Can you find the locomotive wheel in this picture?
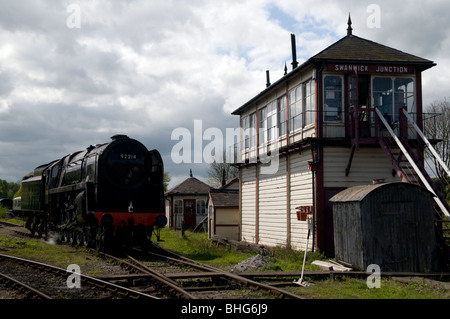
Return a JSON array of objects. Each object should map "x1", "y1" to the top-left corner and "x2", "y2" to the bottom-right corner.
[
  {"x1": 60, "y1": 230, "x2": 66, "y2": 242},
  {"x1": 95, "y1": 226, "x2": 113, "y2": 252},
  {"x1": 80, "y1": 228, "x2": 89, "y2": 247},
  {"x1": 68, "y1": 230, "x2": 75, "y2": 246},
  {"x1": 62, "y1": 230, "x2": 69, "y2": 243},
  {"x1": 95, "y1": 227, "x2": 104, "y2": 251},
  {"x1": 71, "y1": 231, "x2": 79, "y2": 246}
]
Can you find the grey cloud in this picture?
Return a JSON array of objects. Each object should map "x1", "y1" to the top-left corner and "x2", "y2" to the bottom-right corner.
[{"x1": 1, "y1": 0, "x2": 449, "y2": 189}]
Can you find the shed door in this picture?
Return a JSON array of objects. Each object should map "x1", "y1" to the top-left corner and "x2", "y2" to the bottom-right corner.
[{"x1": 184, "y1": 199, "x2": 196, "y2": 230}]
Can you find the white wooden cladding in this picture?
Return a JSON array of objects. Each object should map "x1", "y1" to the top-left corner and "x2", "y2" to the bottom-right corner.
[
  {"x1": 240, "y1": 152, "x2": 313, "y2": 250},
  {"x1": 240, "y1": 146, "x2": 402, "y2": 250},
  {"x1": 323, "y1": 147, "x2": 400, "y2": 188},
  {"x1": 241, "y1": 166, "x2": 257, "y2": 243}
]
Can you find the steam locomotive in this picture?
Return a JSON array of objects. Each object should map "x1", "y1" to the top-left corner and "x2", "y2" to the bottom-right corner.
[{"x1": 12, "y1": 135, "x2": 167, "y2": 250}]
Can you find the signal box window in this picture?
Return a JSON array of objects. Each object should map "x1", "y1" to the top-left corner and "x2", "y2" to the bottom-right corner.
[
  {"x1": 324, "y1": 75, "x2": 343, "y2": 122},
  {"x1": 373, "y1": 77, "x2": 415, "y2": 123}
]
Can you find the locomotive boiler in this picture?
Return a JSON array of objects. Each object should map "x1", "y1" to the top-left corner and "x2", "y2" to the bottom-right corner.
[{"x1": 14, "y1": 135, "x2": 167, "y2": 250}]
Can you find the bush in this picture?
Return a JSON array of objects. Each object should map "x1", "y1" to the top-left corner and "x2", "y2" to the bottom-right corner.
[{"x1": 0, "y1": 206, "x2": 8, "y2": 219}]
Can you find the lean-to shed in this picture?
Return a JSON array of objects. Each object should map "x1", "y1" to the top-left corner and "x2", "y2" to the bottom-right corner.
[{"x1": 330, "y1": 182, "x2": 438, "y2": 272}]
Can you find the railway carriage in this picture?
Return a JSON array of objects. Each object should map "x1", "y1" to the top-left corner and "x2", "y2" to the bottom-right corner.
[{"x1": 14, "y1": 135, "x2": 167, "y2": 250}]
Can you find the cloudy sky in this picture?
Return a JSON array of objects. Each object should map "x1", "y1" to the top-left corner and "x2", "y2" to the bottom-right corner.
[{"x1": 0, "y1": 0, "x2": 449, "y2": 189}]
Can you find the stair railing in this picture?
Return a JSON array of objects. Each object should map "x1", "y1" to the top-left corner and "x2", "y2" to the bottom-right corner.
[
  {"x1": 401, "y1": 108, "x2": 450, "y2": 178},
  {"x1": 375, "y1": 107, "x2": 450, "y2": 217}
]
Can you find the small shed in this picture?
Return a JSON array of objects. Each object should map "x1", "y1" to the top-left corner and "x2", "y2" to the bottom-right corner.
[
  {"x1": 330, "y1": 182, "x2": 438, "y2": 272},
  {"x1": 208, "y1": 188, "x2": 239, "y2": 241},
  {"x1": 165, "y1": 172, "x2": 211, "y2": 231}
]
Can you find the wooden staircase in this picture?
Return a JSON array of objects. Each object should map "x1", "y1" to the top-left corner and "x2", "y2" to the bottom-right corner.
[{"x1": 376, "y1": 107, "x2": 450, "y2": 269}]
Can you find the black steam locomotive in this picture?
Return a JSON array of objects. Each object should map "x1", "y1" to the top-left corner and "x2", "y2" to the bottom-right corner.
[{"x1": 13, "y1": 135, "x2": 167, "y2": 250}]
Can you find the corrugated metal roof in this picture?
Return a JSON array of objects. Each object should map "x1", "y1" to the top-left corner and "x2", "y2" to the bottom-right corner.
[{"x1": 329, "y1": 182, "x2": 433, "y2": 202}]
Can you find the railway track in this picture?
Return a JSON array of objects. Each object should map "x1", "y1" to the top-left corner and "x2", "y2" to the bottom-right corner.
[
  {"x1": 0, "y1": 253, "x2": 158, "y2": 299},
  {"x1": 5, "y1": 221, "x2": 448, "y2": 301},
  {"x1": 95, "y1": 245, "x2": 305, "y2": 300},
  {"x1": 0, "y1": 271, "x2": 52, "y2": 299},
  {"x1": 95, "y1": 245, "x2": 450, "y2": 299},
  {"x1": 93, "y1": 249, "x2": 195, "y2": 299}
]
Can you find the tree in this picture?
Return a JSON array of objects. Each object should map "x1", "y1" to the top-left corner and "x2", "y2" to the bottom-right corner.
[
  {"x1": 207, "y1": 159, "x2": 239, "y2": 188},
  {"x1": 424, "y1": 98, "x2": 450, "y2": 181},
  {"x1": 0, "y1": 179, "x2": 20, "y2": 199},
  {"x1": 424, "y1": 98, "x2": 450, "y2": 202},
  {"x1": 163, "y1": 172, "x2": 171, "y2": 192}
]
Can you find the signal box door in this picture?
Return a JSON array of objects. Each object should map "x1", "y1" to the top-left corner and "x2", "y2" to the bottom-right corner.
[{"x1": 183, "y1": 199, "x2": 196, "y2": 230}]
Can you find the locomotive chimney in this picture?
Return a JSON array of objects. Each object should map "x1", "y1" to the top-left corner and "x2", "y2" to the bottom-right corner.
[
  {"x1": 111, "y1": 134, "x2": 129, "y2": 140},
  {"x1": 291, "y1": 33, "x2": 298, "y2": 70},
  {"x1": 266, "y1": 70, "x2": 271, "y2": 87}
]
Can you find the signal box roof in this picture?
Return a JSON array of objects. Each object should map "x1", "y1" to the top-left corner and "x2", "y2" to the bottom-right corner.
[
  {"x1": 232, "y1": 31, "x2": 436, "y2": 116},
  {"x1": 311, "y1": 34, "x2": 435, "y2": 67}
]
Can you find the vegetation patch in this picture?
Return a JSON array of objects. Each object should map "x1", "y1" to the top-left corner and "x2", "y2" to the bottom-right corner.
[
  {"x1": 156, "y1": 228, "x2": 255, "y2": 270},
  {"x1": 285, "y1": 277, "x2": 449, "y2": 299},
  {"x1": 157, "y1": 228, "x2": 449, "y2": 299},
  {"x1": 0, "y1": 225, "x2": 448, "y2": 299}
]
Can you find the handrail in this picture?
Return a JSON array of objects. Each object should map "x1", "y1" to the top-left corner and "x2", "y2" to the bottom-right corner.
[
  {"x1": 375, "y1": 108, "x2": 450, "y2": 217},
  {"x1": 402, "y1": 108, "x2": 450, "y2": 178}
]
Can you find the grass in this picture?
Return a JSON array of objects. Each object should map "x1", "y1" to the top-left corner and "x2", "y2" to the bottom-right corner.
[
  {"x1": 155, "y1": 228, "x2": 255, "y2": 270},
  {"x1": 285, "y1": 277, "x2": 449, "y2": 299},
  {"x1": 0, "y1": 207, "x2": 24, "y2": 226},
  {"x1": 0, "y1": 234, "x2": 93, "y2": 270},
  {"x1": 0, "y1": 221, "x2": 448, "y2": 299},
  {"x1": 156, "y1": 228, "x2": 449, "y2": 299},
  {"x1": 156, "y1": 228, "x2": 325, "y2": 271}
]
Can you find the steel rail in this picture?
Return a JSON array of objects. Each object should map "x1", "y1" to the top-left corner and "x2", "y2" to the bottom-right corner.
[
  {"x1": 0, "y1": 272, "x2": 52, "y2": 299},
  {"x1": 93, "y1": 250, "x2": 195, "y2": 299},
  {"x1": 145, "y1": 247, "x2": 305, "y2": 299},
  {"x1": 0, "y1": 253, "x2": 158, "y2": 299},
  {"x1": 126, "y1": 255, "x2": 197, "y2": 299}
]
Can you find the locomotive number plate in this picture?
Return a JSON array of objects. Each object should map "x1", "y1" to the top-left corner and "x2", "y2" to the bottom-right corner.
[{"x1": 120, "y1": 153, "x2": 137, "y2": 160}]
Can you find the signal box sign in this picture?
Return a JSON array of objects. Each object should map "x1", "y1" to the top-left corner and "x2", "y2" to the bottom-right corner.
[{"x1": 327, "y1": 63, "x2": 415, "y2": 74}]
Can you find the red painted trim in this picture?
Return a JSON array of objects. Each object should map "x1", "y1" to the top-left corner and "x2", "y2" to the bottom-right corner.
[
  {"x1": 286, "y1": 83, "x2": 291, "y2": 247},
  {"x1": 255, "y1": 166, "x2": 259, "y2": 244},
  {"x1": 315, "y1": 74, "x2": 320, "y2": 138},
  {"x1": 314, "y1": 146, "x2": 325, "y2": 253},
  {"x1": 327, "y1": 63, "x2": 415, "y2": 75},
  {"x1": 169, "y1": 195, "x2": 174, "y2": 228},
  {"x1": 215, "y1": 224, "x2": 240, "y2": 227},
  {"x1": 238, "y1": 169, "x2": 242, "y2": 241},
  {"x1": 213, "y1": 206, "x2": 216, "y2": 235},
  {"x1": 94, "y1": 212, "x2": 165, "y2": 226},
  {"x1": 286, "y1": 153, "x2": 290, "y2": 246},
  {"x1": 416, "y1": 71, "x2": 423, "y2": 130}
]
